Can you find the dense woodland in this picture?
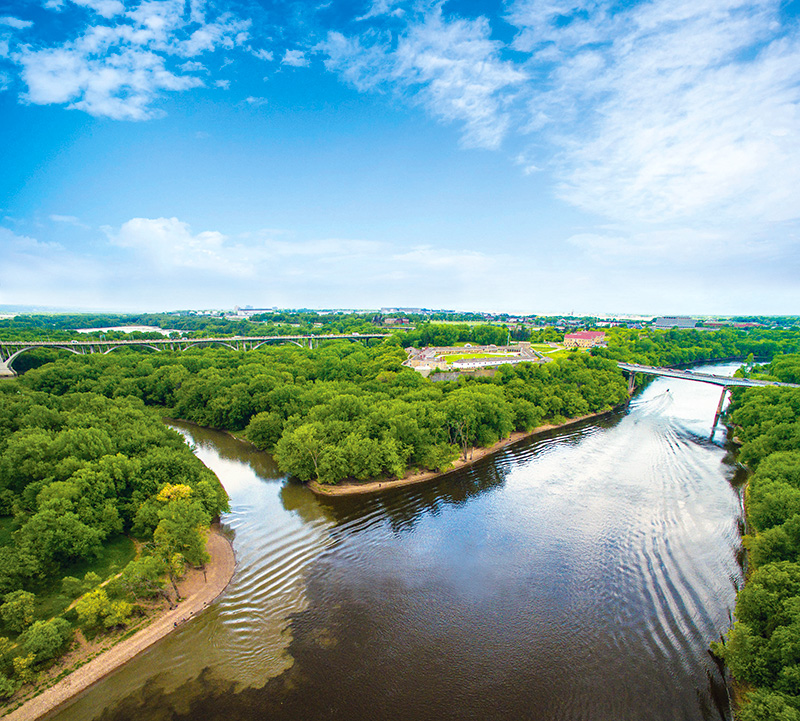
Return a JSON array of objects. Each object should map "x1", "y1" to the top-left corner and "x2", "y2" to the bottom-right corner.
[
  {"x1": 0, "y1": 387, "x2": 228, "y2": 698},
  {"x1": 712, "y1": 354, "x2": 800, "y2": 720},
  {"x1": 592, "y1": 327, "x2": 800, "y2": 367},
  {"x1": 18, "y1": 340, "x2": 629, "y2": 485}
]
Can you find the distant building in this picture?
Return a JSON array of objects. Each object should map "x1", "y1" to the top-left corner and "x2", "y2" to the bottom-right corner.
[
  {"x1": 705, "y1": 321, "x2": 763, "y2": 329},
  {"x1": 563, "y1": 331, "x2": 606, "y2": 348},
  {"x1": 233, "y1": 307, "x2": 277, "y2": 317},
  {"x1": 653, "y1": 316, "x2": 698, "y2": 329}
]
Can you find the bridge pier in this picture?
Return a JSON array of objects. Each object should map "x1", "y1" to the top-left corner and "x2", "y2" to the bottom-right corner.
[
  {"x1": 627, "y1": 371, "x2": 636, "y2": 395},
  {"x1": 0, "y1": 359, "x2": 16, "y2": 378},
  {"x1": 711, "y1": 386, "x2": 729, "y2": 431}
]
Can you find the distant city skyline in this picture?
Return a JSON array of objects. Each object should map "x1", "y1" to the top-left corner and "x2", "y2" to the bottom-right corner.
[{"x1": 1, "y1": 0, "x2": 799, "y2": 314}]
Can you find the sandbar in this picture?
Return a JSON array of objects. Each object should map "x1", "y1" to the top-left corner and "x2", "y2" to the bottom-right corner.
[{"x1": 5, "y1": 524, "x2": 235, "y2": 721}]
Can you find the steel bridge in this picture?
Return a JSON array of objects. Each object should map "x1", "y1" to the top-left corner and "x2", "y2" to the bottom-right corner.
[
  {"x1": 617, "y1": 362, "x2": 800, "y2": 428},
  {"x1": 0, "y1": 334, "x2": 392, "y2": 377}
]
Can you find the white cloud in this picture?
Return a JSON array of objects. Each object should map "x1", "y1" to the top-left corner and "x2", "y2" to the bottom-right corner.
[
  {"x1": 0, "y1": 227, "x2": 105, "y2": 307},
  {"x1": 215, "y1": 78, "x2": 229, "y2": 88},
  {"x1": 281, "y1": 49, "x2": 309, "y2": 67},
  {"x1": 12, "y1": 0, "x2": 250, "y2": 119},
  {"x1": 390, "y1": 245, "x2": 491, "y2": 274},
  {"x1": 356, "y1": 0, "x2": 405, "y2": 22},
  {"x1": 252, "y1": 48, "x2": 273, "y2": 62},
  {"x1": 509, "y1": 0, "x2": 800, "y2": 227},
  {"x1": 50, "y1": 214, "x2": 90, "y2": 228},
  {"x1": 245, "y1": 95, "x2": 267, "y2": 106},
  {"x1": 321, "y1": 8, "x2": 526, "y2": 149},
  {"x1": 0, "y1": 16, "x2": 33, "y2": 29},
  {"x1": 107, "y1": 217, "x2": 251, "y2": 275},
  {"x1": 180, "y1": 60, "x2": 205, "y2": 72},
  {"x1": 69, "y1": 0, "x2": 125, "y2": 19}
]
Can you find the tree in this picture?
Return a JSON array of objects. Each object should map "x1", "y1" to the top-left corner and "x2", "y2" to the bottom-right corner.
[
  {"x1": 0, "y1": 671, "x2": 18, "y2": 700},
  {"x1": 153, "y1": 485, "x2": 211, "y2": 569},
  {"x1": 1, "y1": 590, "x2": 35, "y2": 633},
  {"x1": 21, "y1": 618, "x2": 72, "y2": 663},
  {"x1": 274, "y1": 423, "x2": 326, "y2": 481},
  {"x1": 75, "y1": 588, "x2": 113, "y2": 629},
  {"x1": 120, "y1": 555, "x2": 166, "y2": 600}
]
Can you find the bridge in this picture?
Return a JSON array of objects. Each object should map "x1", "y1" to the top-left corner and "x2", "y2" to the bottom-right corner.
[
  {"x1": 618, "y1": 362, "x2": 800, "y2": 428},
  {"x1": 0, "y1": 334, "x2": 392, "y2": 377}
]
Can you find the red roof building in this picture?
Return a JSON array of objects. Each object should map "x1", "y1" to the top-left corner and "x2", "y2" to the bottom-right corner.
[{"x1": 563, "y1": 331, "x2": 606, "y2": 348}]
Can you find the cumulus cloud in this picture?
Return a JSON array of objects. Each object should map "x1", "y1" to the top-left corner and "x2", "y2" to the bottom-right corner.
[
  {"x1": 94, "y1": 217, "x2": 512, "y2": 308},
  {"x1": 0, "y1": 17, "x2": 33, "y2": 29},
  {"x1": 281, "y1": 49, "x2": 309, "y2": 67},
  {"x1": 251, "y1": 48, "x2": 273, "y2": 62},
  {"x1": 12, "y1": 0, "x2": 250, "y2": 119},
  {"x1": 69, "y1": 0, "x2": 125, "y2": 19},
  {"x1": 107, "y1": 217, "x2": 251, "y2": 275}
]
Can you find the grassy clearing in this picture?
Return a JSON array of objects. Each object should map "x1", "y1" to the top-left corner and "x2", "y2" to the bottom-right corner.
[
  {"x1": 0, "y1": 532, "x2": 138, "y2": 636},
  {"x1": 545, "y1": 348, "x2": 583, "y2": 359},
  {"x1": 445, "y1": 353, "x2": 517, "y2": 363}
]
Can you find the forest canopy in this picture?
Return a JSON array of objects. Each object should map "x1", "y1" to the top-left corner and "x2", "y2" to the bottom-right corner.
[
  {"x1": 713, "y1": 355, "x2": 800, "y2": 718},
  {"x1": 18, "y1": 341, "x2": 629, "y2": 485}
]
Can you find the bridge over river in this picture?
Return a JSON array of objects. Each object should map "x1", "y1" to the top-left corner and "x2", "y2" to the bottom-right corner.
[
  {"x1": 617, "y1": 361, "x2": 800, "y2": 427},
  {"x1": 0, "y1": 334, "x2": 391, "y2": 377}
]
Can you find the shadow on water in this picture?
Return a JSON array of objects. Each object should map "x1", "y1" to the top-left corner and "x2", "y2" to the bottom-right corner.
[{"x1": 301, "y1": 411, "x2": 629, "y2": 538}]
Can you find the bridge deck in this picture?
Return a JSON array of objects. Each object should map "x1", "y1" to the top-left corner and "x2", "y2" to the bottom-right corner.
[
  {"x1": 617, "y1": 362, "x2": 800, "y2": 389},
  {"x1": 0, "y1": 334, "x2": 391, "y2": 349}
]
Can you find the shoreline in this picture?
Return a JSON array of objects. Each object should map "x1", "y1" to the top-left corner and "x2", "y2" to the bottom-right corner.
[
  {"x1": 4, "y1": 524, "x2": 236, "y2": 721},
  {"x1": 308, "y1": 405, "x2": 625, "y2": 497}
]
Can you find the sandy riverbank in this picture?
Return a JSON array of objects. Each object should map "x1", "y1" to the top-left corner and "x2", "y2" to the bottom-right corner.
[
  {"x1": 308, "y1": 406, "x2": 624, "y2": 497},
  {"x1": 5, "y1": 525, "x2": 236, "y2": 721}
]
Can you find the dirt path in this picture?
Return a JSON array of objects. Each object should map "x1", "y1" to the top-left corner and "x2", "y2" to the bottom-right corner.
[{"x1": 5, "y1": 525, "x2": 235, "y2": 721}]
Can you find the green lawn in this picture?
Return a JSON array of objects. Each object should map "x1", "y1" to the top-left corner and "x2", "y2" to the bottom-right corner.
[{"x1": 445, "y1": 353, "x2": 517, "y2": 363}]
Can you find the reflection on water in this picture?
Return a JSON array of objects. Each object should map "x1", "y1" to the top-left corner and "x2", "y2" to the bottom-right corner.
[{"x1": 50, "y1": 364, "x2": 743, "y2": 721}]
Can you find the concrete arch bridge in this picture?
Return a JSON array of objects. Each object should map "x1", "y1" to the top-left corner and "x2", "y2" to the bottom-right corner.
[{"x1": 0, "y1": 334, "x2": 391, "y2": 377}]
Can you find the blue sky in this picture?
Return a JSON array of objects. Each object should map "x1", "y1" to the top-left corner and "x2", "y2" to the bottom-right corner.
[{"x1": 1, "y1": 0, "x2": 798, "y2": 314}]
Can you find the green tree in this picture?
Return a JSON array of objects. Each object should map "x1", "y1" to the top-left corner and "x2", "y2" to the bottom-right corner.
[
  {"x1": 1, "y1": 590, "x2": 35, "y2": 633},
  {"x1": 21, "y1": 618, "x2": 72, "y2": 663},
  {"x1": 120, "y1": 556, "x2": 166, "y2": 601}
]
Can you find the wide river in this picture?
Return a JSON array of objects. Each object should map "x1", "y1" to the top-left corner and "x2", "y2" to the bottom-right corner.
[{"x1": 51, "y1": 362, "x2": 744, "y2": 721}]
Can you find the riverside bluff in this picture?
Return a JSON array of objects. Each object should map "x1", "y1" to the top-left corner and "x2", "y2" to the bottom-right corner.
[
  {"x1": 309, "y1": 405, "x2": 626, "y2": 496},
  {"x1": 3, "y1": 526, "x2": 235, "y2": 721}
]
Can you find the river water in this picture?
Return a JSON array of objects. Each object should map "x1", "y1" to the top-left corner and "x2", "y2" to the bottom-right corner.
[{"x1": 50, "y1": 363, "x2": 744, "y2": 721}]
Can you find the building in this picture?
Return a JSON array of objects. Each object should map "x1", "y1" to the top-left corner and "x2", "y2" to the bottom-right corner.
[
  {"x1": 652, "y1": 316, "x2": 698, "y2": 329},
  {"x1": 563, "y1": 331, "x2": 606, "y2": 348}
]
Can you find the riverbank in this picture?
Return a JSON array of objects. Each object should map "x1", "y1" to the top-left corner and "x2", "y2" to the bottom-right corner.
[
  {"x1": 3, "y1": 525, "x2": 235, "y2": 721},
  {"x1": 308, "y1": 406, "x2": 624, "y2": 496}
]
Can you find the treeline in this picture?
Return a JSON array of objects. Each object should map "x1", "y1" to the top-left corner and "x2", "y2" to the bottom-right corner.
[
  {"x1": 19, "y1": 341, "x2": 629, "y2": 485},
  {"x1": 593, "y1": 328, "x2": 800, "y2": 367},
  {"x1": 712, "y1": 354, "x2": 800, "y2": 720},
  {"x1": 0, "y1": 385, "x2": 228, "y2": 698},
  {"x1": 399, "y1": 322, "x2": 515, "y2": 347}
]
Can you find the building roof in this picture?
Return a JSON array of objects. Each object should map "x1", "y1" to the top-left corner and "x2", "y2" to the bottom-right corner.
[{"x1": 564, "y1": 331, "x2": 606, "y2": 339}]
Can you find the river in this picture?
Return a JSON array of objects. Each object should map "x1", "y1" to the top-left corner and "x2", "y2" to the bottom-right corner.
[{"x1": 50, "y1": 362, "x2": 744, "y2": 721}]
